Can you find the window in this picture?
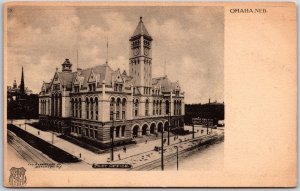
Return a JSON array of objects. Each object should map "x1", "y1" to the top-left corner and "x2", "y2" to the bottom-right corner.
[
  {"x1": 116, "y1": 126, "x2": 120, "y2": 138},
  {"x1": 79, "y1": 99, "x2": 82, "y2": 118},
  {"x1": 86, "y1": 99, "x2": 89, "y2": 119},
  {"x1": 122, "y1": 99, "x2": 126, "y2": 119},
  {"x1": 121, "y1": 126, "x2": 126, "y2": 137},
  {"x1": 95, "y1": 98, "x2": 98, "y2": 120},
  {"x1": 74, "y1": 86, "x2": 80, "y2": 92},
  {"x1": 145, "y1": 99, "x2": 149, "y2": 116},
  {"x1": 110, "y1": 98, "x2": 115, "y2": 121},
  {"x1": 90, "y1": 98, "x2": 94, "y2": 120},
  {"x1": 159, "y1": 101, "x2": 162, "y2": 115},
  {"x1": 116, "y1": 98, "x2": 121, "y2": 120},
  {"x1": 90, "y1": 128, "x2": 94, "y2": 138},
  {"x1": 134, "y1": 99, "x2": 139, "y2": 117},
  {"x1": 166, "y1": 100, "x2": 170, "y2": 114},
  {"x1": 94, "y1": 129, "x2": 98, "y2": 139},
  {"x1": 153, "y1": 100, "x2": 156, "y2": 115},
  {"x1": 89, "y1": 83, "x2": 96, "y2": 92}
]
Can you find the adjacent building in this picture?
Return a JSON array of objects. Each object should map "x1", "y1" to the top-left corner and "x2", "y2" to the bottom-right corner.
[{"x1": 39, "y1": 17, "x2": 185, "y2": 147}]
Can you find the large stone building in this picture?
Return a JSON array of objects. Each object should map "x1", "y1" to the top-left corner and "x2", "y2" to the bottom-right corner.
[{"x1": 39, "y1": 17, "x2": 185, "y2": 147}]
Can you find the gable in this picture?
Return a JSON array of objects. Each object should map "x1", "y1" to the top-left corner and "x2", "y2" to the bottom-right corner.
[
  {"x1": 53, "y1": 73, "x2": 61, "y2": 84},
  {"x1": 114, "y1": 71, "x2": 124, "y2": 83},
  {"x1": 73, "y1": 74, "x2": 81, "y2": 85},
  {"x1": 87, "y1": 71, "x2": 97, "y2": 83}
]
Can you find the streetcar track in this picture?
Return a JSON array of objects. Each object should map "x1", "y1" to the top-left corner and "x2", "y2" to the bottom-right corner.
[{"x1": 8, "y1": 131, "x2": 53, "y2": 164}]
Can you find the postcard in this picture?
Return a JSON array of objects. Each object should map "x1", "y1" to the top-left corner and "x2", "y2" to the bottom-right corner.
[{"x1": 3, "y1": 2, "x2": 297, "y2": 187}]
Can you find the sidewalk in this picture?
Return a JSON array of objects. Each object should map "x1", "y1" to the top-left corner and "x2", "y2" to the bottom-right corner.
[{"x1": 10, "y1": 120, "x2": 221, "y2": 166}]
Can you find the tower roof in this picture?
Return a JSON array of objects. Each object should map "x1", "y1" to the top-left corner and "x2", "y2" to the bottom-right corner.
[{"x1": 132, "y1": 17, "x2": 151, "y2": 38}]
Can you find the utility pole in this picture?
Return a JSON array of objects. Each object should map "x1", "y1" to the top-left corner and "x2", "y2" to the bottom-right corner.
[
  {"x1": 192, "y1": 122, "x2": 195, "y2": 139},
  {"x1": 52, "y1": 130, "x2": 54, "y2": 144},
  {"x1": 168, "y1": 112, "x2": 170, "y2": 145},
  {"x1": 161, "y1": 125, "x2": 164, "y2": 171},
  {"x1": 207, "y1": 119, "x2": 209, "y2": 135}
]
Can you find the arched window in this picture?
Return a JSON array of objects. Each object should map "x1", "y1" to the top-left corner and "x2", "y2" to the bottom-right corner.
[
  {"x1": 156, "y1": 100, "x2": 159, "y2": 115},
  {"x1": 134, "y1": 99, "x2": 139, "y2": 117},
  {"x1": 86, "y1": 98, "x2": 89, "y2": 119},
  {"x1": 75, "y1": 98, "x2": 78, "y2": 118},
  {"x1": 90, "y1": 97, "x2": 94, "y2": 120},
  {"x1": 95, "y1": 97, "x2": 98, "y2": 120},
  {"x1": 122, "y1": 98, "x2": 126, "y2": 119},
  {"x1": 116, "y1": 98, "x2": 121, "y2": 120},
  {"x1": 145, "y1": 99, "x2": 149, "y2": 116},
  {"x1": 79, "y1": 98, "x2": 82, "y2": 118},
  {"x1": 153, "y1": 100, "x2": 156, "y2": 115},
  {"x1": 166, "y1": 100, "x2": 170, "y2": 114},
  {"x1": 159, "y1": 100, "x2": 162, "y2": 115},
  {"x1": 110, "y1": 98, "x2": 115, "y2": 121},
  {"x1": 174, "y1": 100, "x2": 177, "y2": 115}
]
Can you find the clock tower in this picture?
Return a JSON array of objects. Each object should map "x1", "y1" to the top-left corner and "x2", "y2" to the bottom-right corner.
[{"x1": 129, "y1": 17, "x2": 153, "y2": 93}]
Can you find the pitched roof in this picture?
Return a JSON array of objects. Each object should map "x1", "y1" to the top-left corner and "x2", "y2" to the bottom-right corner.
[
  {"x1": 152, "y1": 76, "x2": 179, "y2": 93},
  {"x1": 77, "y1": 64, "x2": 132, "y2": 89},
  {"x1": 132, "y1": 17, "x2": 151, "y2": 37},
  {"x1": 57, "y1": 72, "x2": 76, "y2": 90}
]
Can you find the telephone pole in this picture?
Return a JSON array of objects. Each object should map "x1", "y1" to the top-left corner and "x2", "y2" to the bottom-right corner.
[{"x1": 161, "y1": 125, "x2": 164, "y2": 171}]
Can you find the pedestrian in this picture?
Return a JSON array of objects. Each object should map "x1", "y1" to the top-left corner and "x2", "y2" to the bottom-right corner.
[
  {"x1": 38, "y1": 131, "x2": 40, "y2": 135},
  {"x1": 79, "y1": 153, "x2": 81, "y2": 158},
  {"x1": 123, "y1": 145, "x2": 127, "y2": 153},
  {"x1": 145, "y1": 139, "x2": 147, "y2": 144},
  {"x1": 174, "y1": 136, "x2": 176, "y2": 141},
  {"x1": 118, "y1": 153, "x2": 121, "y2": 160}
]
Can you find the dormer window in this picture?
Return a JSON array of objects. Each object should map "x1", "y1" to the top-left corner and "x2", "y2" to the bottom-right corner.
[
  {"x1": 114, "y1": 83, "x2": 123, "y2": 92},
  {"x1": 74, "y1": 85, "x2": 80, "y2": 93},
  {"x1": 53, "y1": 84, "x2": 60, "y2": 91},
  {"x1": 88, "y1": 83, "x2": 96, "y2": 92}
]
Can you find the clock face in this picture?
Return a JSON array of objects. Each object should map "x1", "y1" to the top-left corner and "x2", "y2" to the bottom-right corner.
[
  {"x1": 144, "y1": 48, "x2": 149, "y2": 56},
  {"x1": 133, "y1": 48, "x2": 140, "y2": 56}
]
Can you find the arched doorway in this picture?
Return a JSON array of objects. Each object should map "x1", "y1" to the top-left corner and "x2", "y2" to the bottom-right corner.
[
  {"x1": 150, "y1": 123, "x2": 156, "y2": 134},
  {"x1": 157, "y1": 122, "x2": 164, "y2": 133},
  {"x1": 142, "y1": 124, "x2": 148, "y2": 135},
  {"x1": 132, "y1": 125, "x2": 139, "y2": 138}
]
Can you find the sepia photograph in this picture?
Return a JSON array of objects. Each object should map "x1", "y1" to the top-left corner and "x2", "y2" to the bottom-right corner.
[
  {"x1": 3, "y1": 2, "x2": 296, "y2": 188},
  {"x1": 6, "y1": 5, "x2": 224, "y2": 174}
]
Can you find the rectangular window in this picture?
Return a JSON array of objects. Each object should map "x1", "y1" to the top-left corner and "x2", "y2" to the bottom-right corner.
[
  {"x1": 122, "y1": 111, "x2": 125, "y2": 119},
  {"x1": 94, "y1": 130, "x2": 98, "y2": 139},
  {"x1": 116, "y1": 111, "x2": 120, "y2": 120},
  {"x1": 121, "y1": 126, "x2": 125, "y2": 137},
  {"x1": 110, "y1": 111, "x2": 114, "y2": 121}
]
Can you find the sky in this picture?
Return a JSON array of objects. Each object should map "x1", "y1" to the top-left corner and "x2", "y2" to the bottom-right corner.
[{"x1": 7, "y1": 6, "x2": 224, "y2": 104}]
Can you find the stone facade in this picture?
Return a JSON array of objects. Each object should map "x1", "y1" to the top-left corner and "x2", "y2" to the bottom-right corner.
[{"x1": 39, "y1": 17, "x2": 185, "y2": 147}]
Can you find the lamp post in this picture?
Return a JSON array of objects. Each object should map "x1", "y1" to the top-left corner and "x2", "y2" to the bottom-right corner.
[
  {"x1": 110, "y1": 113, "x2": 115, "y2": 162},
  {"x1": 24, "y1": 119, "x2": 27, "y2": 131},
  {"x1": 174, "y1": 146, "x2": 179, "y2": 171}
]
